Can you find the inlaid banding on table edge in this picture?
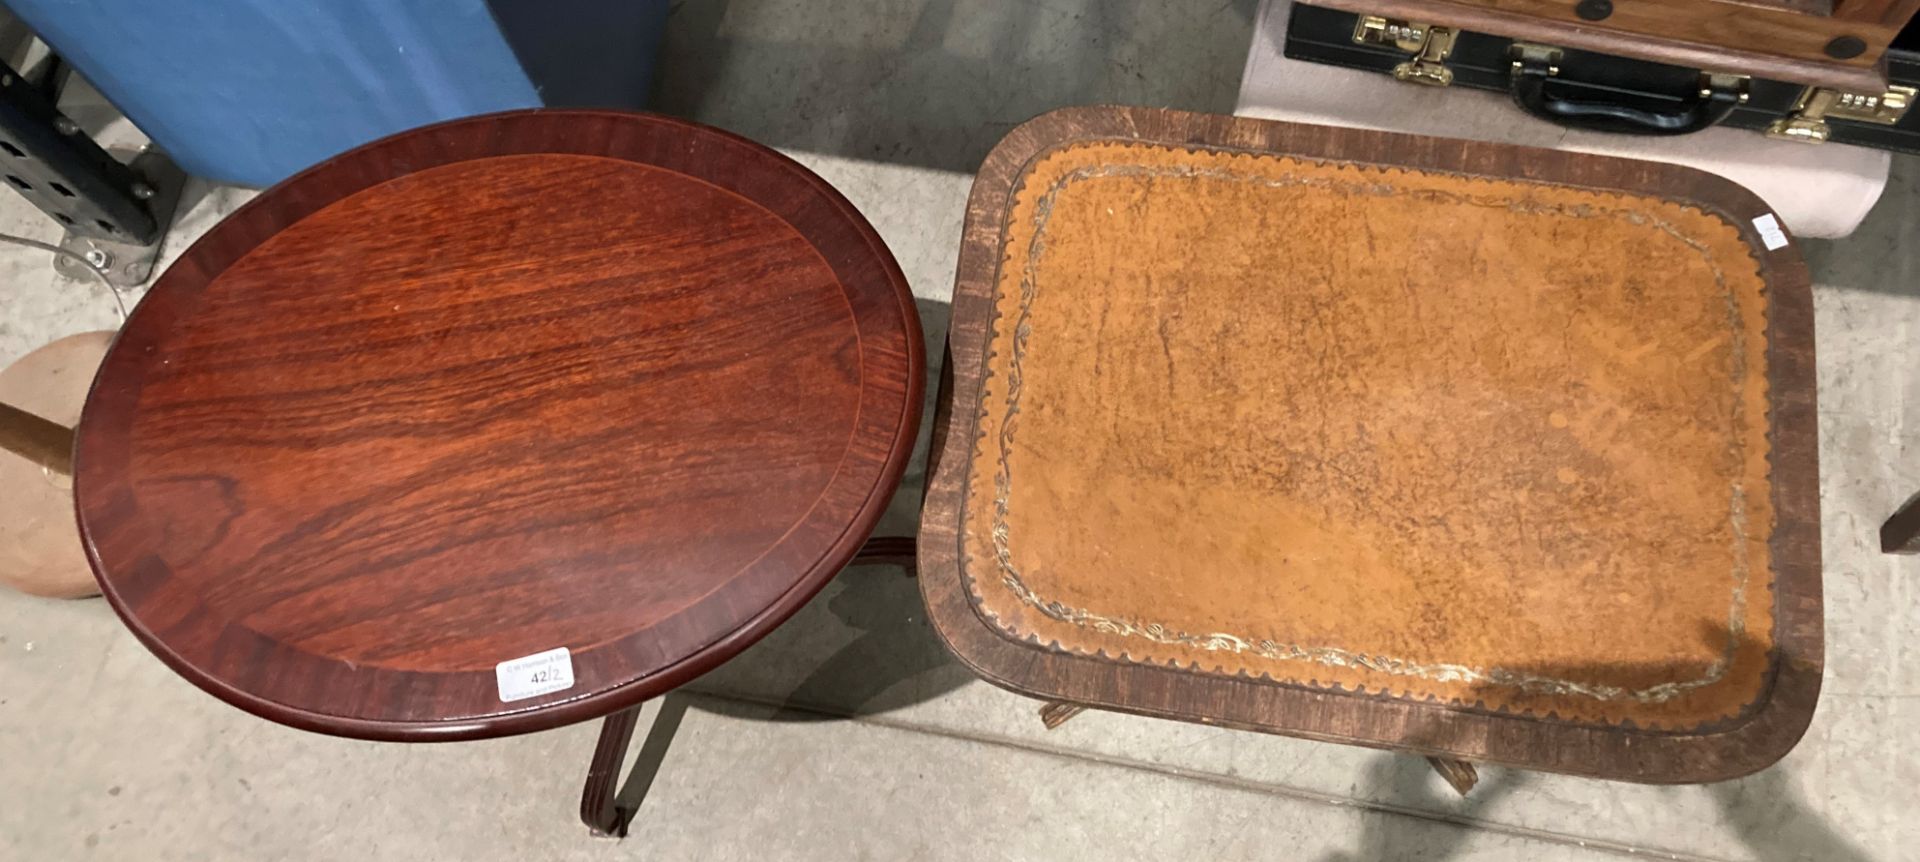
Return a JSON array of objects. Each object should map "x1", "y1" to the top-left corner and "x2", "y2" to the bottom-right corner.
[{"x1": 74, "y1": 110, "x2": 924, "y2": 740}]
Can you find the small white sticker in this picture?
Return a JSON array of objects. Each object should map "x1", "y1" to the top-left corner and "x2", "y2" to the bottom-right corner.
[
  {"x1": 496, "y1": 647, "x2": 574, "y2": 703},
  {"x1": 1753, "y1": 213, "x2": 1789, "y2": 251}
]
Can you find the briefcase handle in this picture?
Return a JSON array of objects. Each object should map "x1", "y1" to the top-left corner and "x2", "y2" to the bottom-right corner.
[{"x1": 1507, "y1": 43, "x2": 1748, "y2": 135}]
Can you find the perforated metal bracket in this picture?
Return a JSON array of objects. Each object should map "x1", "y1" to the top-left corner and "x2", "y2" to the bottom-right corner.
[
  {"x1": 50, "y1": 147, "x2": 183, "y2": 287},
  {"x1": 0, "y1": 60, "x2": 183, "y2": 287}
]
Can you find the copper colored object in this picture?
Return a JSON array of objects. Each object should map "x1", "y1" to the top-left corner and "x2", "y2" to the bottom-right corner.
[{"x1": 0, "y1": 331, "x2": 112, "y2": 599}]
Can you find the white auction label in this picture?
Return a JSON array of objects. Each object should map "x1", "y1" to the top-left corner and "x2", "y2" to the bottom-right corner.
[
  {"x1": 495, "y1": 647, "x2": 575, "y2": 703},
  {"x1": 1752, "y1": 213, "x2": 1789, "y2": 251}
]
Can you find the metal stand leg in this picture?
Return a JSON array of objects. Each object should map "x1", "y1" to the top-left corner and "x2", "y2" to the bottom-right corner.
[
  {"x1": 0, "y1": 399, "x2": 72, "y2": 474},
  {"x1": 1039, "y1": 701, "x2": 1086, "y2": 729},
  {"x1": 1426, "y1": 756, "x2": 1479, "y2": 795},
  {"x1": 579, "y1": 695, "x2": 691, "y2": 838}
]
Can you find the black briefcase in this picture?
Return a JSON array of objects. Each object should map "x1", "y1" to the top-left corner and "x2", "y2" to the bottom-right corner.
[{"x1": 1284, "y1": 3, "x2": 1920, "y2": 154}]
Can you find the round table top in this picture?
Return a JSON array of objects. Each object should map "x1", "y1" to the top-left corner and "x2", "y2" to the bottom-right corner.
[{"x1": 75, "y1": 110, "x2": 923, "y2": 741}]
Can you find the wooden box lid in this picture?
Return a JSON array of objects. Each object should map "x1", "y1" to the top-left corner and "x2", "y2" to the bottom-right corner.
[
  {"x1": 919, "y1": 106, "x2": 1820, "y2": 782},
  {"x1": 1307, "y1": 0, "x2": 1908, "y2": 93}
]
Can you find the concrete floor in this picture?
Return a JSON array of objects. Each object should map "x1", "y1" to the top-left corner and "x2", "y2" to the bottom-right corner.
[{"x1": 4, "y1": 2, "x2": 1919, "y2": 860}]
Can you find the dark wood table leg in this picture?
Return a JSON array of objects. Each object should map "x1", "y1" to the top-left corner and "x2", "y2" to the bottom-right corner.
[
  {"x1": 1039, "y1": 701, "x2": 1087, "y2": 729},
  {"x1": 851, "y1": 536, "x2": 917, "y2": 568},
  {"x1": 1882, "y1": 493, "x2": 1920, "y2": 554},
  {"x1": 1426, "y1": 756, "x2": 1480, "y2": 795},
  {"x1": 576, "y1": 526, "x2": 919, "y2": 839},
  {"x1": 580, "y1": 706, "x2": 643, "y2": 837},
  {"x1": 578, "y1": 694, "x2": 694, "y2": 838}
]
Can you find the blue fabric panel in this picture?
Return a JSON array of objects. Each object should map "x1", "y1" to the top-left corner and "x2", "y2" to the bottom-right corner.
[{"x1": 8, "y1": 0, "x2": 544, "y2": 187}]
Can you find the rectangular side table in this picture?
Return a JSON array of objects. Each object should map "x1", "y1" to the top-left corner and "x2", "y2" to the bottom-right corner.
[{"x1": 918, "y1": 106, "x2": 1821, "y2": 785}]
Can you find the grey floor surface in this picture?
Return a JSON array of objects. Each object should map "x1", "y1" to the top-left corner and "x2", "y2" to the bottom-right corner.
[{"x1": 4, "y1": 2, "x2": 1918, "y2": 860}]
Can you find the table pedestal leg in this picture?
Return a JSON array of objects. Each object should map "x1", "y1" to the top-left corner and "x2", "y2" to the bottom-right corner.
[
  {"x1": 1039, "y1": 701, "x2": 1086, "y2": 729},
  {"x1": 579, "y1": 695, "x2": 690, "y2": 838},
  {"x1": 1425, "y1": 756, "x2": 1479, "y2": 795}
]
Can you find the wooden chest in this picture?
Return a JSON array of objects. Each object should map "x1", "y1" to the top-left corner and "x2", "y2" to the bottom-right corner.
[{"x1": 1309, "y1": 0, "x2": 1919, "y2": 91}]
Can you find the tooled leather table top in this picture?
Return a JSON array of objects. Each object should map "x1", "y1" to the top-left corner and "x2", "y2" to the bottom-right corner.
[{"x1": 959, "y1": 139, "x2": 1777, "y2": 731}]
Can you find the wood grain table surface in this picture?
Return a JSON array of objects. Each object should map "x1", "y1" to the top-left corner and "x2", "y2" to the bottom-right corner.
[{"x1": 75, "y1": 110, "x2": 923, "y2": 741}]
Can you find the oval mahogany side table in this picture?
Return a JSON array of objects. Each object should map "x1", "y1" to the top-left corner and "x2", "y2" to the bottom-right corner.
[{"x1": 73, "y1": 110, "x2": 923, "y2": 836}]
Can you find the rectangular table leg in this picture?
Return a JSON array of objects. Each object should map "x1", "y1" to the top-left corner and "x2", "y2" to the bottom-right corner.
[{"x1": 1039, "y1": 701, "x2": 1087, "y2": 729}]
